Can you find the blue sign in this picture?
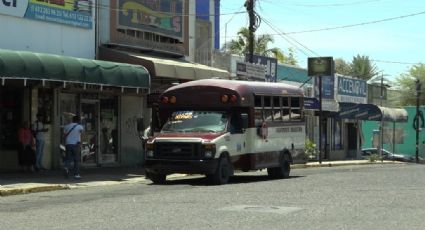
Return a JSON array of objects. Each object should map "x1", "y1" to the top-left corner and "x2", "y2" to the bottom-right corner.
[
  {"x1": 246, "y1": 54, "x2": 277, "y2": 82},
  {"x1": 304, "y1": 97, "x2": 319, "y2": 110},
  {"x1": 337, "y1": 76, "x2": 367, "y2": 97},
  {"x1": 314, "y1": 75, "x2": 335, "y2": 99}
]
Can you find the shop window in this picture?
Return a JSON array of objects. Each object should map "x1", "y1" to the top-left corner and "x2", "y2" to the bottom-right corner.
[{"x1": 37, "y1": 89, "x2": 53, "y2": 124}]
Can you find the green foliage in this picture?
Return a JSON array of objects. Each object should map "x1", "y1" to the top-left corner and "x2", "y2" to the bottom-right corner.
[
  {"x1": 334, "y1": 58, "x2": 352, "y2": 76},
  {"x1": 366, "y1": 154, "x2": 381, "y2": 162},
  {"x1": 305, "y1": 138, "x2": 317, "y2": 160},
  {"x1": 334, "y1": 55, "x2": 378, "y2": 80},
  {"x1": 222, "y1": 27, "x2": 298, "y2": 65},
  {"x1": 395, "y1": 63, "x2": 425, "y2": 106},
  {"x1": 350, "y1": 55, "x2": 379, "y2": 80}
]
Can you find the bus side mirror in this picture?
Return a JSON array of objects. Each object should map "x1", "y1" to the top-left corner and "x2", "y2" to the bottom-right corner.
[{"x1": 137, "y1": 118, "x2": 145, "y2": 133}]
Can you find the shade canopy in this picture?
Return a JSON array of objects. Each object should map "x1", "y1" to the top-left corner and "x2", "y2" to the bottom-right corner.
[
  {"x1": 0, "y1": 49, "x2": 150, "y2": 89},
  {"x1": 339, "y1": 103, "x2": 408, "y2": 122},
  {"x1": 98, "y1": 46, "x2": 230, "y2": 80}
]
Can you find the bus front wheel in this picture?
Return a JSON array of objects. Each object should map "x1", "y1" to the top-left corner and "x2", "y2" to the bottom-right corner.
[{"x1": 209, "y1": 156, "x2": 230, "y2": 185}]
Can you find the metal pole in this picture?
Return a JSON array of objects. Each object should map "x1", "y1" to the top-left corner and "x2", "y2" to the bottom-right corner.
[
  {"x1": 246, "y1": 0, "x2": 255, "y2": 63},
  {"x1": 380, "y1": 73, "x2": 384, "y2": 161},
  {"x1": 319, "y1": 75, "x2": 323, "y2": 164},
  {"x1": 416, "y1": 79, "x2": 421, "y2": 163}
]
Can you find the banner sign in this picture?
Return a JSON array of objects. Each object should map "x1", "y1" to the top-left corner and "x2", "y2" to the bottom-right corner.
[
  {"x1": 0, "y1": 0, "x2": 93, "y2": 29},
  {"x1": 314, "y1": 75, "x2": 335, "y2": 99},
  {"x1": 236, "y1": 61, "x2": 266, "y2": 80},
  {"x1": 118, "y1": 0, "x2": 183, "y2": 41},
  {"x1": 337, "y1": 76, "x2": 367, "y2": 103},
  {"x1": 245, "y1": 54, "x2": 277, "y2": 82},
  {"x1": 304, "y1": 97, "x2": 319, "y2": 110}
]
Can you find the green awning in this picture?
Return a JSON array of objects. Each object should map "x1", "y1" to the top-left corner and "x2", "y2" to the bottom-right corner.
[{"x1": 0, "y1": 49, "x2": 150, "y2": 89}]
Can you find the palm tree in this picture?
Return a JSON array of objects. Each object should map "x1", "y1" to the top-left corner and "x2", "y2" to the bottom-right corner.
[
  {"x1": 350, "y1": 55, "x2": 378, "y2": 80},
  {"x1": 223, "y1": 27, "x2": 297, "y2": 65}
]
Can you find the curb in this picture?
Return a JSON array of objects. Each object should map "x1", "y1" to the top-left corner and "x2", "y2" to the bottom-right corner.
[
  {"x1": 0, "y1": 184, "x2": 69, "y2": 197},
  {"x1": 0, "y1": 163, "x2": 402, "y2": 197},
  {"x1": 292, "y1": 160, "x2": 404, "y2": 169}
]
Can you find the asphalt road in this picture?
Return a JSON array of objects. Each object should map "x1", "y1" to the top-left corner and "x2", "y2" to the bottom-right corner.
[{"x1": 1, "y1": 164, "x2": 425, "y2": 230}]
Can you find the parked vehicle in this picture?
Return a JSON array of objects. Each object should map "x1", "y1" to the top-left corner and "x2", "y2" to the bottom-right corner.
[
  {"x1": 361, "y1": 148, "x2": 416, "y2": 162},
  {"x1": 144, "y1": 79, "x2": 306, "y2": 185}
]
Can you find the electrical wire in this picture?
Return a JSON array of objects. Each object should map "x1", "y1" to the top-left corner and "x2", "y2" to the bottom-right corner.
[{"x1": 261, "y1": 0, "x2": 384, "y2": 8}]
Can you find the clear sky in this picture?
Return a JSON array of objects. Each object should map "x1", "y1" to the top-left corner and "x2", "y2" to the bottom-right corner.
[{"x1": 219, "y1": 0, "x2": 425, "y2": 80}]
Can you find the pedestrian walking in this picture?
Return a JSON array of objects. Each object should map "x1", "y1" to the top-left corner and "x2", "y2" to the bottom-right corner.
[
  {"x1": 32, "y1": 113, "x2": 48, "y2": 171},
  {"x1": 63, "y1": 115, "x2": 84, "y2": 179}
]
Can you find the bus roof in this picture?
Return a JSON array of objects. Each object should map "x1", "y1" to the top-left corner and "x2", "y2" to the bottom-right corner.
[{"x1": 163, "y1": 79, "x2": 304, "y2": 96}]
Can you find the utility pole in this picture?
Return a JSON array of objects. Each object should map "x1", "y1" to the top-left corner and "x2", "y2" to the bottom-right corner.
[
  {"x1": 245, "y1": 0, "x2": 255, "y2": 63},
  {"x1": 318, "y1": 75, "x2": 323, "y2": 164},
  {"x1": 416, "y1": 79, "x2": 421, "y2": 163}
]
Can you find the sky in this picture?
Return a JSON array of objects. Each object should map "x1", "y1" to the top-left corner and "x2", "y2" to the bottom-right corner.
[{"x1": 219, "y1": 0, "x2": 425, "y2": 81}]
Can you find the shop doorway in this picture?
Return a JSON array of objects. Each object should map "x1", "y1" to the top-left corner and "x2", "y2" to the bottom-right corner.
[
  {"x1": 81, "y1": 100, "x2": 99, "y2": 165},
  {"x1": 346, "y1": 123, "x2": 358, "y2": 158}
]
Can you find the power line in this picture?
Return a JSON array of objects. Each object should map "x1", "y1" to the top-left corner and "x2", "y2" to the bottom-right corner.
[
  {"x1": 261, "y1": 0, "x2": 384, "y2": 7},
  {"x1": 372, "y1": 59, "x2": 424, "y2": 65},
  {"x1": 280, "y1": 10, "x2": 425, "y2": 35},
  {"x1": 260, "y1": 16, "x2": 319, "y2": 57}
]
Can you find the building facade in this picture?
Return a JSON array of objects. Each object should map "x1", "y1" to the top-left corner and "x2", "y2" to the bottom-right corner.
[{"x1": 0, "y1": 0, "x2": 150, "y2": 170}]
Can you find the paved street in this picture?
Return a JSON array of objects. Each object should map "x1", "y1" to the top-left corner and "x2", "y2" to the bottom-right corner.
[{"x1": 1, "y1": 164, "x2": 425, "y2": 230}]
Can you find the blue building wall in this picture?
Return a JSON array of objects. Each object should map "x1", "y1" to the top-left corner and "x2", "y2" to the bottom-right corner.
[
  {"x1": 276, "y1": 64, "x2": 311, "y2": 84},
  {"x1": 196, "y1": 0, "x2": 220, "y2": 49}
]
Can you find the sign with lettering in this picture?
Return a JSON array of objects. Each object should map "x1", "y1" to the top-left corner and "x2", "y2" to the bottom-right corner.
[
  {"x1": 118, "y1": 0, "x2": 183, "y2": 41},
  {"x1": 246, "y1": 55, "x2": 277, "y2": 82},
  {"x1": 0, "y1": 0, "x2": 28, "y2": 17},
  {"x1": 337, "y1": 75, "x2": 367, "y2": 103},
  {"x1": 314, "y1": 75, "x2": 335, "y2": 99},
  {"x1": 236, "y1": 61, "x2": 266, "y2": 80},
  {"x1": 0, "y1": 0, "x2": 93, "y2": 29}
]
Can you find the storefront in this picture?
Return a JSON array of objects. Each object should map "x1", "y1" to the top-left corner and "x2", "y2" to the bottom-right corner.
[{"x1": 0, "y1": 49, "x2": 150, "y2": 170}]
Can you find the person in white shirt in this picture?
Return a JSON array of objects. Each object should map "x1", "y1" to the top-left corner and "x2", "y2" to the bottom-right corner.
[
  {"x1": 63, "y1": 116, "x2": 84, "y2": 179},
  {"x1": 32, "y1": 113, "x2": 48, "y2": 171}
]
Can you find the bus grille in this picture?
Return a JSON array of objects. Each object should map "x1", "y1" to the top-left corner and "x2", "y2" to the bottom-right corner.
[{"x1": 154, "y1": 142, "x2": 202, "y2": 159}]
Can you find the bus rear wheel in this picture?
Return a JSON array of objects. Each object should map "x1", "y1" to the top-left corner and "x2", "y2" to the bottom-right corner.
[
  {"x1": 267, "y1": 154, "x2": 290, "y2": 179},
  {"x1": 147, "y1": 172, "x2": 167, "y2": 184},
  {"x1": 209, "y1": 156, "x2": 230, "y2": 185}
]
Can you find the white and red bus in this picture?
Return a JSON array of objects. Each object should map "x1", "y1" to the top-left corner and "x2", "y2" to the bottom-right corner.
[{"x1": 145, "y1": 79, "x2": 305, "y2": 184}]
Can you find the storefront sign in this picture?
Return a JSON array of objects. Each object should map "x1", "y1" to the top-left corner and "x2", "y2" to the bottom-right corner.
[
  {"x1": 337, "y1": 76, "x2": 367, "y2": 103},
  {"x1": 236, "y1": 61, "x2": 266, "y2": 80},
  {"x1": 314, "y1": 75, "x2": 335, "y2": 99},
  {"x1": 246, "y1": 55, "x2": 277, "y2": 82},
  {"x1": 118, "y1": 0, "x2": 183, "y2": 41},
  {"x1": 0, "y1": 0, "x2": 93, "y2": 29},
  {"x1": 0, "y1": 0, "x2": 28, "y2": 17},
  {"x1": 304, "y1": 97, "x2": 319, "y2": 110}
]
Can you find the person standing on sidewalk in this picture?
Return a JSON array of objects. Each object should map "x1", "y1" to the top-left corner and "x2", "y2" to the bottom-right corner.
[
  {"x1": 63, "y1": 115, "x2": 84, "y2": 179},
  {"x1": 32, "y1": 113, "x2": 48, "y2": 171},
  {"x1": 18, "y1": 121, "x2": 36, "y2": 172}
]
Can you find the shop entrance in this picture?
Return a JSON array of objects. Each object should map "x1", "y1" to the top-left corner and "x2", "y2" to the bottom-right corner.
[
  {"x1": 346, "y1": 123, "x2": 358, "y2": 158},
  {"x1": 60, "y1": 93, "x2": 119, "y2": 166}
]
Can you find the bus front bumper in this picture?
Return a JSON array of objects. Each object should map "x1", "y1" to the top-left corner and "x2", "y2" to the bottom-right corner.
[{"x1": 145, "y1": 158, "x2": 219, "y2": 175}]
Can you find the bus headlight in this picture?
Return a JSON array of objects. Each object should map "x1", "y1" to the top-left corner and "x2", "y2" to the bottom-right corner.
[
  {"x1": 146, "y1": 143, "x2": 154, "y2": 158},
  {"x1": 203, "y1": 144, "x2": 216, "y2": 158}
]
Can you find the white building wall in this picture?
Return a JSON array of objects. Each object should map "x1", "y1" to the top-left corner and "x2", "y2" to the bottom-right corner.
[{"x1": 0, "y1": 10, "x2": 95, "y2": 59}]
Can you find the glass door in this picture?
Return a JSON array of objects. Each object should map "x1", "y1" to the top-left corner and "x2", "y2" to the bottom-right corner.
[{"x1": 80, "y1": 100, "x2": 99, "y2": 165}]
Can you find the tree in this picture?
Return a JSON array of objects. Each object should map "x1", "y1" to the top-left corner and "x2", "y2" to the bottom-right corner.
[
  {"x1": 396, "y1": 63, "x2": 425, "y2": 106},
  {"x1": 350, "y1": 55, "x2": 378, "y2": 80},
  {"x1": 222, "y1": 27, "x2": 297, "y2": 65},
  {"x1": 334, "y1": 58, "x2": 352, "y2": 76}
]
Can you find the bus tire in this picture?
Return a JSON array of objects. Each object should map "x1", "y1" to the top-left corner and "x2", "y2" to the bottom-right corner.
[
  {"x1": 267, "y1": 153, "x2": 291, "y2": 179},
  {"x1": 209, "y1": 156, "x2": 230, "y2": 185},
  {"x1": 147, "y1": 172, "x2": 167, "y2": 184}
]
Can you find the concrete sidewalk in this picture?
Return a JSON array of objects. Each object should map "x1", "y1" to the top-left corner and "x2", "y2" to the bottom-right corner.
[{"x1": 0, "y1": 160, "x2": 402, "y2": 196}]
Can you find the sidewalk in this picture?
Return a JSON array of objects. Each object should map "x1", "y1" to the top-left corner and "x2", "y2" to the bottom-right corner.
[{"x1": 0, "y1": 160, "x2": 402, "y2": 196}]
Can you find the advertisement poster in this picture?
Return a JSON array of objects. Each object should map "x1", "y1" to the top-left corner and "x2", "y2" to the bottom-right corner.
[
  {"x1": 118, "y1": 0, "x2": 183, "y2": 41},
  {"x1": 0, "y1": 0, "x2": 93, "y2": 29},
  {"x1": 314, "y1": 75, "x2": 335, "y2": 99}
]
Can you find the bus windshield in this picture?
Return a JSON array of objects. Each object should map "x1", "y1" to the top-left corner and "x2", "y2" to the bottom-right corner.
[{"x1": 161, "y1": 111, "x2": 228, "y2": 133}]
